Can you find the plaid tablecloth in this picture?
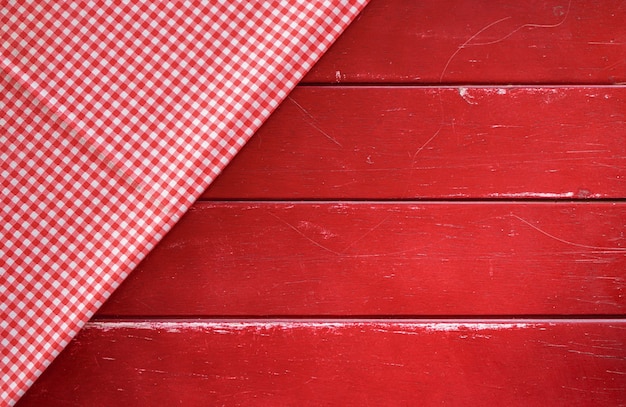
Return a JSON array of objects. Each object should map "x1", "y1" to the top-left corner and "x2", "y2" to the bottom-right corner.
[{"x1": 0, "y1": 1, "x2": 367, "y2": 404}]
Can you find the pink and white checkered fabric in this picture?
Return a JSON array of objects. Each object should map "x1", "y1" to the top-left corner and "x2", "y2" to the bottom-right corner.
[{"x1": 0, "y1": 1, "x2": 367, "y2": 405}]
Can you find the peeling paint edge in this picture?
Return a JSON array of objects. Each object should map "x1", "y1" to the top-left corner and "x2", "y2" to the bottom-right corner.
[
  {"x1": 488, "y1": 192, "x2": 577, "y2": 198},
  {"x1": 86, "y1": 319, "x2": 626, "y2": 334},
  {"x1": 88, "y1": 320, "x2": 536, "y2": 334}
]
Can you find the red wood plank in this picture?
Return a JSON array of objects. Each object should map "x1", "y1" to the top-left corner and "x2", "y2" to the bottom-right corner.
[
  {"x1": 97, "y1": 202, "x2": 626, "y2": 317},
  {"x1": 19, "y1": 320, "x2": 626, "y2": 406},
  {"x1": 303, "y1": 0, "x2": 626, "y2": 84},
  {"x1": 202, "y1": 87, "x2": 626, "y2": 200}
]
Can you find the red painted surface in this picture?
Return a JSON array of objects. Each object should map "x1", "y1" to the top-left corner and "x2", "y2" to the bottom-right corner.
[
  {"x1": 18, "y1": 320, "x2": 626, "y2": 406},
  {"x1": 19, "y1": 0, "x2": 626, "y2": 404},
  {"x1": 203, "y1": 86, "x2": 626, "y2": 200},
  {"x1": 304, "y1": 0, "x2": 626, "y2": 84},
  {"x1": 97, "y1": 202, "x2": 626, "y2": 317}
]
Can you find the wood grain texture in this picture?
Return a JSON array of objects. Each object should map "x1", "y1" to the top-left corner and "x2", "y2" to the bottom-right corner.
[
  {"x1": 18, "y1": 320, "x2": 626, "y2": 407},
  {"x1": 24, "y1": 1, "x2": 626, "y2": 404},
  {"x1": 202, "y1": 87, "x2": 626, "y2": 200},
  {"x1": 303, "y1": 0, "x2": 626, "y2": 84},
  {"x1": 97, "y1": 202, "x2": 626, "y2": 317}
]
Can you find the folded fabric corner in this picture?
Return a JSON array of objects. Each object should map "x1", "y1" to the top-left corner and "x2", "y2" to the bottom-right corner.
[{"x1": 0, "y1": 1, "x2": 368, "y2": 405}]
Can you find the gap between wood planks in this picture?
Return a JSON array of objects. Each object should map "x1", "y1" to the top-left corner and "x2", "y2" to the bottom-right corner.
[
  {"x1": 90, "y1": 317, "x2": 626, "y2": 323},
  {"x1": 85, "y1": 318, "x2": 626, "y2": 337},
  {"x1": 197, "y1": 198, "x2": 626, "y2": 202}
]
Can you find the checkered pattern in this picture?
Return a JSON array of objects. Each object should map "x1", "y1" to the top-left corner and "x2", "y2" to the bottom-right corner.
[{"x1": 0, "y1": 1, "x2": 367, "y2": 405}]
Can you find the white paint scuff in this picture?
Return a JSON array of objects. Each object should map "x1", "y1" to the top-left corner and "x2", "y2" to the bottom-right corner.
[
  {"x1": 458, "y1": 87, "x2": 477, "y2": 105},
  {"x1": 88, "y1": 320, "x2": 535, "y2": 334},
  {"x1": 488, "y1": 192, "x2": 576, "y2": 199}
]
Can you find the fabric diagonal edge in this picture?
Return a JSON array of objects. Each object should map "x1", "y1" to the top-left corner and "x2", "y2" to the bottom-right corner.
[{"x1": 0, "y1": 1, "x2": 369, "y2": 405}]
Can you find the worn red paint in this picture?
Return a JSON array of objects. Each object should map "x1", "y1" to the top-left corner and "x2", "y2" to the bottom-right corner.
[
  {"x1": 203, "y1": 86, "x2": 626, "y2": 200},
  {"x1": 304, "y1": 0, "x2": 626, "y2": 84},
  {"x1": 19, "y1": 0, "x2": 626, "y2": 404},
  {"x1": 18, "y1": 320, "x2": 626, "y2": 406},
  {"x1": 97, "y1": 202, "x2": 626, "y2": 317}
]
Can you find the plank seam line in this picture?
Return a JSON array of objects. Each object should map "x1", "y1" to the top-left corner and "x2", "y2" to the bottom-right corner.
[
  {"x1": 91, "y1": 316, "x2": 626, "y2": 323},
  {"x1": 297, "y1": 83, "x2": 626, "y2": 88},
  {"x1": 195, "y1": 199, "x2": 626, "y2": 204}
]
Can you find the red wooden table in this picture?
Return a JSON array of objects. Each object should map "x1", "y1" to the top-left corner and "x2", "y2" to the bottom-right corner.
[{"x1": 18, "y1": 1, "x2": 626, "y2": 405}]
